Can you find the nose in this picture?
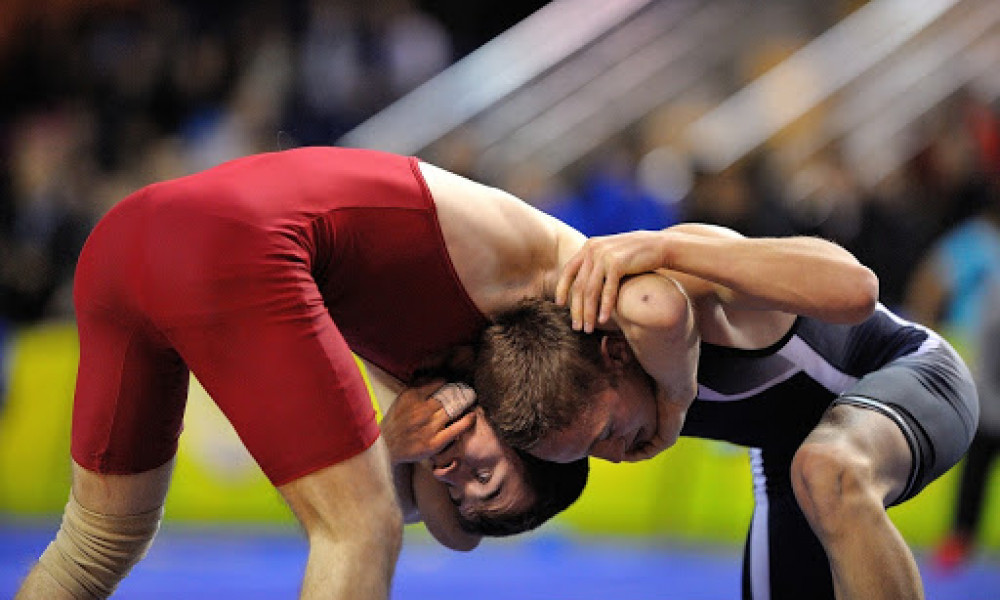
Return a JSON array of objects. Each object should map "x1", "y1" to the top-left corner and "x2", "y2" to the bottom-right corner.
[{"x1": 591, "y1": 437, "x2": 626, "y2": 463}]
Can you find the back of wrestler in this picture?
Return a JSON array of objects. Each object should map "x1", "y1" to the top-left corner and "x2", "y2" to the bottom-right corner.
[{"x1": 16, "y1": 146, "x2": 583, "y2": 600}]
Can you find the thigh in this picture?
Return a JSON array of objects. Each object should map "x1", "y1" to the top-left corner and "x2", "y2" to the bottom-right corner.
[
  {"x1": 167, "y1": 280, "x2": 380, "y2": 487},
  {"x1": 278, "y1": 436, "x2": 398, "y2": 534},
  {"x1": 833, "y1": 339, "x2": 978, "y2": 504},
  {"x1": 71, "y1": 212, "x2": 191, "y2": 475},
  {"x1": 71, "y1": 459, "x2": 174, "y2": 515}
]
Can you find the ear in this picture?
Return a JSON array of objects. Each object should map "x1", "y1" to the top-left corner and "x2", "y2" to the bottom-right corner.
[{"x1": 600, "y1": 334, "x2": 633, "y2": 372}]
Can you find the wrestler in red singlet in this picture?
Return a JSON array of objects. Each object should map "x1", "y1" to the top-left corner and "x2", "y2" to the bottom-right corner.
[{"x1": 71, "y1": 147, "x2": 489, "y2": 486}]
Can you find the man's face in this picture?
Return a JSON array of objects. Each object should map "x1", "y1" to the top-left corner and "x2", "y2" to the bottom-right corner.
[
  {"x1": 529, "y1": 370, "x2": 657, "y2": 463},
  {"x1": 431, "y1": 406, "x2": 533, "y2": 517}
]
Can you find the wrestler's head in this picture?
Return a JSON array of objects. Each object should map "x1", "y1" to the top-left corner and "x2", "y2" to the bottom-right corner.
[
  {"x1": 474, "y1": 298, "x2": 658, "y2": 464},
  {"x1": 430, "y1": 404, "x2": 588, "y2": 536}
]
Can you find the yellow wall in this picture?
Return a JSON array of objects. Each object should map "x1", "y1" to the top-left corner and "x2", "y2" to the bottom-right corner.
[{"x1": 1, "y1": 321, "x2": 997, "y2": 549}]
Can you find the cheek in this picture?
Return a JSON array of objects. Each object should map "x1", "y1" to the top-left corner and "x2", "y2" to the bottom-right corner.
[{"x1": 622, "y1": 394, "x2": 656, "y2": 431}]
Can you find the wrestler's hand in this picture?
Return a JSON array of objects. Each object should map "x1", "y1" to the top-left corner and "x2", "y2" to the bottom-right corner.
[
  {"x1": 381, "y1": 380, "x2": 477, "y2": 465},
  {"x1": 622, "y1": 389, "x2": 688, "y2": 462},
  {"x1": 556, "y1": 231, "x2": 671, "y2": 333}
]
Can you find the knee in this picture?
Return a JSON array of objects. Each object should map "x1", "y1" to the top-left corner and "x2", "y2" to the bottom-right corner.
[
  {"x1": 368, "y1": 488, "x2": 404, "y2": 556},
  {"x1": 37, "y1": 493, "x2": 162, "y2": 599},
  {"x1": 791, "y1": 440, "x2": 882, "y2": 540},
  {"x1": 308, "y1": 484, "x2": 404, "y2": 561}
]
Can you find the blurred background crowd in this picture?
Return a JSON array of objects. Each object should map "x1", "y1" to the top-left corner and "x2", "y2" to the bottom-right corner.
[
  {"x1": 0, "y1": 0, "x2": 552, "y2": 324},
  {"x1": 0, "y1": 0, "x2": 997, "y2": 325},
  {"x1": 1, "y1": 0, "x2": 998, "y2": 586}
]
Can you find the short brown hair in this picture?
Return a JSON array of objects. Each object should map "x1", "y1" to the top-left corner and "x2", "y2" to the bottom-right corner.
[{"x1": 474, "y1": 298, "x2": 607, "y2": 450}]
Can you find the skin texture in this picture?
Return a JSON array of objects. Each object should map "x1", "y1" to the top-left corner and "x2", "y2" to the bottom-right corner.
[
  {"x1": 553, "y1": 223, "x2": 877, "y2": 461},
  {"x1": 430, "y1": 406, "x2": 533, "y2": 517},
  {"x1": 18, "y1": 158, "x2": 586, "y2": 599},
  {"x1": 16, "y1": 460, "x2": 174, "y2": 600},
  {"x1": 279, "y1": 441, "x2": 403, "y2": 600},
  {"x1": 365, "y1": 363, "x2": 533, "y2": 552},
  {"x1": 546, "y1": 224, "x2": 923, "y2": 599}
]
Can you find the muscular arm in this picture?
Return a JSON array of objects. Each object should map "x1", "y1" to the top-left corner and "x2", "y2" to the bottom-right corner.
[
  {"x1": 410, "y1": 465, "x2": 480, "y2": 551},
  {"x1": 615, "y1": 273, "x2": 700, "y2": 460},
  {"x1": 656, "y1": 224, "x2": 879, "y2": 323},
  {"x1": 560, "y1": 223, "x2": 879, "y2": 331},
  {"x1": 422, "y1": 161, "x2": 586, "y2": 315},
  {"x1": 616, "y1": 274, "x2": 699, "y2": 405}
]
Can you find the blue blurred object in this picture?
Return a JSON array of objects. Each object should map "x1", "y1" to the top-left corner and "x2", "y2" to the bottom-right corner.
[{"x1": 544, "y1": 169, "x2": 679, "y2": 237}]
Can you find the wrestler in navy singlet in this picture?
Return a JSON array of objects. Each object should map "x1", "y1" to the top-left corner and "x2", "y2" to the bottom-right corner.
[{"x1": 681, "y1": 304, "x2": 978, "y2": 600}]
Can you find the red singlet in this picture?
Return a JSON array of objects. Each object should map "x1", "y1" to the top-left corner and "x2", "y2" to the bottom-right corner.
[{"x1": 70, "y1": 147, "x2": 489, "y2": 485}]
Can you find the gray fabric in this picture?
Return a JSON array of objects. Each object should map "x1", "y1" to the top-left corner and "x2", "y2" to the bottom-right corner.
[{"x1": 974, "y1": 282, "x2": 1000, "y2": 434}]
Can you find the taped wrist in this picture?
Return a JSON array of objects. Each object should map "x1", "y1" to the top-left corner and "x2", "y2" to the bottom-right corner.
[{"x1": 37, "y1": 492, "x2": 163, "y2": 599}]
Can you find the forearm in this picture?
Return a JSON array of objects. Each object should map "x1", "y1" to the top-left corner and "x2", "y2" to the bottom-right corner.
[
  {"x1": 661, "y1": 225, "x2": 879, "y2": 323},
  {"x1": 411, "y1": 465, "x2": 480, "y2": 551}
]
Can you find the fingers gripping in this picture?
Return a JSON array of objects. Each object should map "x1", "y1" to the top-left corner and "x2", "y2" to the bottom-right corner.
[
  {"x1": 559, "y1": 237, "x2": 622, "y2": 332},
  {"x1": 556, "y1": 251, "x2": 584, "y2": 306},
  {"x1": 430, "y1": 412, "x2": 477, "y2": 451}
]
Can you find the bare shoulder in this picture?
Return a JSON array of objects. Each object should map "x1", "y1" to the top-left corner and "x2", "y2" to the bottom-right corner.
[
  {"x1": 419, "y1": 161, "x2": 583, "y2": 313},
  {"x1": 419, "y1": 161, "x2": 561, "y2": 241}
]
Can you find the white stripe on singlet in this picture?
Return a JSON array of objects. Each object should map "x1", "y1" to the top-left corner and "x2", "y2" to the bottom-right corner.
[
  {"x1": 697, "y1": 366, "x2": 801, "y2": 402},
  {"x1": 777, "y1": 336, "x2": 858, "y2": 394},
  {"x1": 698, "y1": 334, "x2": 858, "y2": 402},
  {"x1": 749, "y1": 447, "x2": 771, "y2": 600}
]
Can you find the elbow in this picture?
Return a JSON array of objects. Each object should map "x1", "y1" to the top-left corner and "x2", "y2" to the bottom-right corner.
[
  {"x1": 842, "y1": 266, "x2": 879, "y2": 323},
  {"x1": 617, "y1": 275, "x2": 691, "y2": 335}
]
